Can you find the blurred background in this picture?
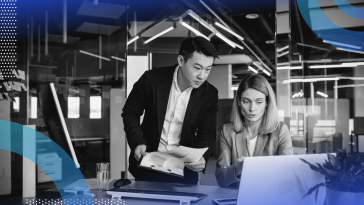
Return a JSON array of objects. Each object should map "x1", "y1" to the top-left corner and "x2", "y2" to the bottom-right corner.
[{"x1": 1, "y1": 0, "x2": 364, "y2": 198}]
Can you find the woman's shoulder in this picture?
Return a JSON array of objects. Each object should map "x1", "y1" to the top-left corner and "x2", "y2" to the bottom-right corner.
[
  {"x1": 221, "y1": 123, "x2": 235, "y2": 141},
  {"x1": 272, "y1": 122, "x2": 290, "y2": 137},
  {"x1": 222, "y1": 122, "x2": 234, "y2": 131},
  {"x1": 269, "y1": 122, "x2": 289, "y2": 134}
]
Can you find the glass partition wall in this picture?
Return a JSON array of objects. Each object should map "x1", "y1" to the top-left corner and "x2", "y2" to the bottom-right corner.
[
  {"x1": 1, "y1": 0, "x2": 128, "y2": 199},
  {"x1": 277, "y1": 0, "x2": 364, "y2": 154}
]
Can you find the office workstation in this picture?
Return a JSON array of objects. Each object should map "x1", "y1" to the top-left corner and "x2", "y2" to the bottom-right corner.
[{"x1": 1, "y1": 0, "x2": 364, "y2": 205}]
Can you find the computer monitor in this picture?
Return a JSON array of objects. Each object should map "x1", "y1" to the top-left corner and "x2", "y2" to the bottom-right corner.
[{"x1": 39, "y1": 83, "x2": 80, "y2": 168}]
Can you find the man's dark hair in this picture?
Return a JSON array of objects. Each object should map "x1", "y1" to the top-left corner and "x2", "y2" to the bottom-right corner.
[{"x1": 179, "y1": 36, "x2": 219, "y2": 62}]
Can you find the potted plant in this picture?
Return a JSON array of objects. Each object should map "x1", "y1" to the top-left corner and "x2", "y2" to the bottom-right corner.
[{"x1": 300, "y1": 149, "x2": 364, "y2": 205}]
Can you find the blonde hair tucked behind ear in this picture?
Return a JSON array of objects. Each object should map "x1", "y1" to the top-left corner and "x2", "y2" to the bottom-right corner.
[{"x1": 230, "y1": 74, "x2": 279, "y2": 134}]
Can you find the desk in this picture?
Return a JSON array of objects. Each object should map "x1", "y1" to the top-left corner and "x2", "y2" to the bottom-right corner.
[
  {"x1": 45, "y1": 179, "x2": 238, "y2": 205},
  {"x1": 92, "y1": 179, "x2": 238, "y2": 205},
  {"x1": 3, "y1": 179, "x2": 237, "y2": 205}
]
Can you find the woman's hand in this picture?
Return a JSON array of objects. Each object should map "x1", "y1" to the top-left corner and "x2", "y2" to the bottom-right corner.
[
  {"x1": 234, "y1": 156, "x2": 245, "y2": 176},
  {"x1": 237, "y1": 156, "x2": 245, "y2": 162}
]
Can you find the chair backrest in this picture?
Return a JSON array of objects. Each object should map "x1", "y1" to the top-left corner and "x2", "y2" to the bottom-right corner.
[{"x1": 293, "y1": 147, "x2": 307, "y2": 155}]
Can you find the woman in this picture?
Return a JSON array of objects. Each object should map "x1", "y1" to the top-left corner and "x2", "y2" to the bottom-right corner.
[{"x1": 215, "y1": 74, "x2": 293, "y2": 188}]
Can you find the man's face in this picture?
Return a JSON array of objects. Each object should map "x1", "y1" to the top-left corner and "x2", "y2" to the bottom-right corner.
[{"x1": 178, "y1": 51, "x2": 214, "y2": 88}]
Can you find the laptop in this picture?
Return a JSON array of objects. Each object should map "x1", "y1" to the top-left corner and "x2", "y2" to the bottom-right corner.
[{"x1": 213, "y1": 154, "x2": 328, "y2": 205}]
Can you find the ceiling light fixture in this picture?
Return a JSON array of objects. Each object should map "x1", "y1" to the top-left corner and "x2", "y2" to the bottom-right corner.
[
  {"x1": 261, "y1": 68, "x2": 271, "y2": 76},
  {"x1": 246, "y1": 14, "x2": 259, "y2": 19},
  {"x1": 187, "y1": 10, "x2": 213, "y2": 32},
  {"x1": 180, "y1": 21, "x2": 209, "y2": 40},
  {"x1": 277, "y1": 45, "x2": 289, "y2": 53},
  {"x1": 79, "y1": 50, "x2": 110, "y2": 61},
  {"x1": 292, "y1": 91, "x2": 303, "y2": 98},
  {"x1": 248, "y1": 66, "x2": 258, "y2": 74},
  {"x1": 234, "y1": 43, "x2": 244, "y2": 50},
  {"x1": 127, "y1": 36, "x2": 139, "y2": 45},
  {"x1": 253, "y1": 62, "x2": 270, "y2": 76},
  {"x1": 309, "y1": 64, "x2": 357, "y2": 69},
  {"x1": 323, "y1": 40, "x2": 362, "y2": 50},
  {"x1": 282, "y1": 77, "x2": 340, "y2": 84},
  {"x1": 277, "y1": 51, "x2": 289, "y2": 58},
  {"x1": 216, "y1": 32, "x2": 236, "y2": 48},
  {"x1": 231, "y1": 86, "x2": 238, "y2": 91},
  {"x1": 214, "y1": 22, "x2": 244, "y2": 41},
  {"x1": 316, "y1": 91, "x2": 328, "y2": 98},
  {"x1": 199, "y1": 0, "x2": 230, "y2": 29},
  {"x1": 144, "y1": 26, "x2": 175, "y2": 44},
  {"x1": 277, "y1": 66, "x2": 303, "y2": 70},
  {"x1": 338, "y1": 77, "x2": 364, "y2": 80},
  {"x1": 341, "y1": 62, "x2": 364, "y2": 66},
  {"x1": 111, "y1": 56, "x2": 125, "y2": 62},
  {"x1": 337, "y1": 48, "x2": 364, "y2": 55},
  {"x1": 334, "y1": 84, "x2": 364, "y2": 89},
  {"x1": 265, "y1": 40, "x2": 275, "y2": 44}
]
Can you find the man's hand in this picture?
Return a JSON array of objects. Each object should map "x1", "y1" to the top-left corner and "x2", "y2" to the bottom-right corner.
[
  {"x1": 185, "y1": 157, "x2": 206, "y2": 173},
  {"x1": 134, "y1": 145, "x2": 146, "y2": 161}
]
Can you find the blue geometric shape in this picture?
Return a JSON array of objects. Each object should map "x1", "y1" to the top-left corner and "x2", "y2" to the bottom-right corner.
[
  {"x1": 334, "y1": 0, "x2": 364, "y2": 18},
  {"x1": 0, "y1": 120, "x2": 94, "y2": 204},
  {"x1": 297, "y1": 0, "x2": 364, "y2": 51}
]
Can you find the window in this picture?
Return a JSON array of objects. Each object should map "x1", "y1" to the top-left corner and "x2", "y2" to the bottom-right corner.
[
  {"x1": 90, "y1": 96, "x2": 101, "y2": 118},
  {"x1": 13, "y1": 97, "x2": 19, "y2": 112},
  {"x1": 30, "y1": 97, "x2": 37, "y2": 118},
  {"x1": 68, "y1": 97, "x2": 80, "y2": 118}
]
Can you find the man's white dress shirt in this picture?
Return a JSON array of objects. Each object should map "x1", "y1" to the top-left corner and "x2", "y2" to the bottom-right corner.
[{"x1": 158, "y1": 66, "x2": 193, "y2": 152}]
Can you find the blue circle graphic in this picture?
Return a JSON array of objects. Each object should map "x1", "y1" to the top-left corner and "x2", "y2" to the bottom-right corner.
[
  {"x1": 334, "y1": 0, "x2": 364, "y2": 18},
  {"x1": 0, "y1": 120, "x2": 94, "y2": 205},
  {"x1": 297, "y1": 0, "x2": 364, "y2": 51}
]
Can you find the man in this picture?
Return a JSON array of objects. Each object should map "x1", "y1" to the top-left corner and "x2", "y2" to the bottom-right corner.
[{"x1": 122, "y1": 36, "x2": 219, "y2": 184}]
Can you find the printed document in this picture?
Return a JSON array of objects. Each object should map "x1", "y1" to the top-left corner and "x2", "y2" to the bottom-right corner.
[{"x1": 139, "y1": 146, "x2": 208, "y2": 177}]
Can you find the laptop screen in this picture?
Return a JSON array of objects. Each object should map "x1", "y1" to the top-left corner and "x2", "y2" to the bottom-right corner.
[{"x1": 236, "y1": 154, "x2": 327, "y2": 205}]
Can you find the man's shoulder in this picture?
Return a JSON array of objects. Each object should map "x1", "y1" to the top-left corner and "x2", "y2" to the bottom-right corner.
[
  {"x1": 203, "y1": 80, "x2": 218, "y2": 95},
  {"x1": 143, "y1": 65, "x2": 176, "y2": 80},
  {"x1": 149, "y1": 65, "x2": 176, "y2": 74}
]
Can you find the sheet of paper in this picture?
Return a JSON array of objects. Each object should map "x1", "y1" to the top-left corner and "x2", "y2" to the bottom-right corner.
[
  {"x1": 140, "y1": 152, "x2": 185, "y2": 176},
  {"x1": 168, "y1": 146, "x2": 208, "y2": 163},
  {"x1": 139, "y1": 146, "x2": 208, "y2": 177}
]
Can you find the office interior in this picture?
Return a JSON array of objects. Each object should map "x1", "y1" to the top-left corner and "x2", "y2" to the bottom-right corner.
[{"x1": 1, "y1": 0, "x2": 364, "y2": 200}]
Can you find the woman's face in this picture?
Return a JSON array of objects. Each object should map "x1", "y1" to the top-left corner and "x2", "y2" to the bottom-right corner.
[{"x1": 238, "y1": 88, "x2": 267, "y2": 123}]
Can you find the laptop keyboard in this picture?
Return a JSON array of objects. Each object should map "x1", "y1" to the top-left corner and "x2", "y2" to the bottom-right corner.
[{"x1": 109, "y1": 188, "x2": 207, "y2": 198}]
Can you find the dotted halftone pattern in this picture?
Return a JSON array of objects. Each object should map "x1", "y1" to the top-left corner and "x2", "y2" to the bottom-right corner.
[
  {"x1": 0, "y1": 0, "x2": 16, "y2": 79},
  {"x1": 25, "y1": 198, "x2": 126, "y2": 205}
]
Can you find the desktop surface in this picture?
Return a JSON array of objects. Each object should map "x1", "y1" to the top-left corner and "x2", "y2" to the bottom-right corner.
[
  {"x1": 45, "y1": 179, "x2": 238, "y2": 205},
  {"x1": 101, "y1": 179, "x2": 237, "y2": 205}
]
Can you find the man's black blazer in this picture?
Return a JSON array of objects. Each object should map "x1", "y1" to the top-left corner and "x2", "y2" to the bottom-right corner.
[{"x1": 122, "y1": 65, "x2": 218, "y2": 184}]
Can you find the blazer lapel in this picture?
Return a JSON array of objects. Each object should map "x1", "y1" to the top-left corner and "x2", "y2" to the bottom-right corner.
[
  {"x1": 253, "y1": 133, "x2": 268, "y2": 156},
  {"x1": 180, "y1": 86, "x2": 204, "y2": 142},
  {"x1": 235, "y1": 131, "x2": 248, "y2": 158},
  {"x1": 156, "y1": 68, "x2": 175, "y2": 137}
]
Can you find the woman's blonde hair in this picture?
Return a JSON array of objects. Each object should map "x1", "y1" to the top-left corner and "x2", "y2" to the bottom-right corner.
[{"x1": 230, "y1": 73, "x2": 279, "y2": 134}]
